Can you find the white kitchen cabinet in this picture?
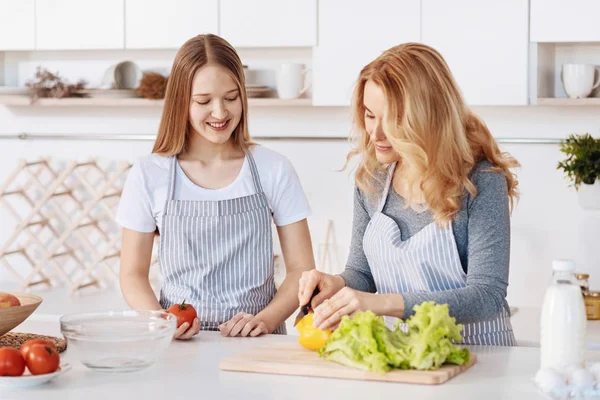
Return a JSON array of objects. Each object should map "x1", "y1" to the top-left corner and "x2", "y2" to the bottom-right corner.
[
  {"x1": 422, "y1": 0, "x2": 529, "y2": 106},
  {"x1": 530, "y1": 0, "x2": 600, "y2": 42},
  {"x1": 219, "y1": 0, "x2": 317, "y2": 47},
  {"x1": 0, "y1": 0, "x2": 35, "y2": 50},
  {"x1": 125, "y1": 0, "x2": 218, "y2": 49},
  {"x1": 36, "y1": 0, "x2": 124, "y2": 50},
  {"x1": 313, "y1": 0, "x2": 420, "y2": 106}
]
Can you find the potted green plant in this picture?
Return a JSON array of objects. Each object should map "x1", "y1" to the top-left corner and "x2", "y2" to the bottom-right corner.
[{"x1": 557, "y1": 133, "x2": 600, "y2": 209}]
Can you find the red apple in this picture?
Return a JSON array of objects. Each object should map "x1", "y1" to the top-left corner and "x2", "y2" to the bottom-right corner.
[{"x1": 0, "y1": 293, "x2": 20, "y2": 308}]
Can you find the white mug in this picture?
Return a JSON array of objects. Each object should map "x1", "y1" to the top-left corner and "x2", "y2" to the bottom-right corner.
[
  {"x1": 276, "y1": 63, "x2": 310, "y2": 100},
  {"x1": 561, "y1": 64, "x2": 600, "y2": 99},
  {"x1": 100, "y1": 61, "x2": 143, "y2": 90}
]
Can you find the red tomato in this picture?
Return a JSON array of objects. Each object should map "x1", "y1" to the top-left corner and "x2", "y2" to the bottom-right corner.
[
  {"x1": 0, "y1": 347, "x2": 25, "y2": 376},
  {"x1": 167, "y1": 300, "x2": 198, "y2": 328},
  {"x1": 26, "y1": 344, "x2": 60, "y2": 375},
  {"x1": 20, "y1": 339, "x2": 57, "y2": 361}
]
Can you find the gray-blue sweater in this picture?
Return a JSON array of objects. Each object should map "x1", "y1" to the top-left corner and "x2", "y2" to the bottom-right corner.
[{"x1": 339, "y1": 160, "x2": 513, "y2": 324}]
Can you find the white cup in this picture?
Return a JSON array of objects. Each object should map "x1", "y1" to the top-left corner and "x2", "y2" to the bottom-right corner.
[
  {"x1": 276, "y1": 63, "x2": 310, "y2": 100},
  {"x1": 561, "y1": 64, "x2": 600, "y2": 99},
  {"x1": 100, "y1": 61, "x2": 143, "y2": 89}
]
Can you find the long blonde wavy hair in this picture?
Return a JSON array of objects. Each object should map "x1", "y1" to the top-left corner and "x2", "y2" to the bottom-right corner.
[{"x1": 347, "y1": 43, "x2": 519, "y2": 224}]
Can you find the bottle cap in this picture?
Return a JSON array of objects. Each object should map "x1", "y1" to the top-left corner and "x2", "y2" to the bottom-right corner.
[{"x1": 552, "y1": 259, "x2": 576, "y2": 272}]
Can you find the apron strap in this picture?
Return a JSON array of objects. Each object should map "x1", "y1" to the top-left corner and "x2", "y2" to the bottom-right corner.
[
  {"x1": 167, "y1": 156, "x2": 177, "y2": 201},
  {"x1": 246, "y1": 149, "x2": 264, "y2": 194},
  {"x1": 377, "y1": 162, "x2": 396, "y2": 213}
]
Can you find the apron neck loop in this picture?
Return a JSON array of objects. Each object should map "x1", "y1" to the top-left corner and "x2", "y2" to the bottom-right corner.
[
  {"x1": 167, "y1": 149, "x2": 265, "y2": 201},
  {"x1": 377, "y1": 162, "x2": 396, "y2": 213}
]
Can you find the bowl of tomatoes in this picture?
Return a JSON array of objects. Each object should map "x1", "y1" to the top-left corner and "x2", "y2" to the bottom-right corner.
[
  {"x1": 0, "y1": 292, "x2": 43, "y2": 336},
  {"x1": 59, "y1": 310, "x2": 177, "y2": 372},
  {"x1": 0, "y1": 339, "x2": 70, "y2": 389}
]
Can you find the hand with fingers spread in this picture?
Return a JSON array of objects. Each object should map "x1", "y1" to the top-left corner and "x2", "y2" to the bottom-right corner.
[
  {"x1": 297, "y1": 270, "x2": 346, "y2": 311},
  {"x1": 173, "y1": 317, "x2": 201, "y2": 340},
  {"x1": 312, "y1": 287, "x2": 378, "y2": 331},
  {"x1": 219, "y1": 313, "x2": 269, "y2": 337}
]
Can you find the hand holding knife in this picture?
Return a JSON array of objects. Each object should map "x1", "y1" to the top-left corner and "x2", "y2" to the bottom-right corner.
[{"x1": 293, "y1": 287, "x2": 320, "y2": 327}]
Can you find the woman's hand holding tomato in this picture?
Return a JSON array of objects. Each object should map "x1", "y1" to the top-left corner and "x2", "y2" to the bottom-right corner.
[{"x1": 166, "y1": 300, "x2": 200, "y2": 340}]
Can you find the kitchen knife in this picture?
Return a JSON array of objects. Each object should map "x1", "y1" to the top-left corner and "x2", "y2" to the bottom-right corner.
[{"x1": 294, "y1": 287, "x2": 320, "y2": 327}]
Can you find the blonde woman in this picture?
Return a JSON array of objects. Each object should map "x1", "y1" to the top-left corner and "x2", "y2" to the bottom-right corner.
[
  {"x1": 298, "y1": 43, "x2": 519, "y2": 346},
  {"x1": 117, "y1": 34, "x2": 315, "y2": 339}
]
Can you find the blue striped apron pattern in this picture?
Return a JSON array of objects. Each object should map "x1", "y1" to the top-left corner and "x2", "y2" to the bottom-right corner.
[
  {"x1": 362, "y1": 163, "x2": 516, "y2": 346},
  {"x1": 158, "y1": 152, "x2": 285, "y2": 334}
]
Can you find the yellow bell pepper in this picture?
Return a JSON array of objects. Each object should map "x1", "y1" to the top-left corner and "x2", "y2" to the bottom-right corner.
[{"x1": 296, "y1": 313, "x2": 332, "y2": 351}]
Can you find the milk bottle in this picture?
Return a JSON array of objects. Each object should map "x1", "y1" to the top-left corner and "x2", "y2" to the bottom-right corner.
[{"x1": 540, "y1": 260, "x2": 587, "y2": 370}]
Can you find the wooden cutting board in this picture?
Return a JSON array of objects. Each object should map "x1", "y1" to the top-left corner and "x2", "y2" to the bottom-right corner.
[{"x1": 219, "y1": 341, "x2": 477, "y2": 385}]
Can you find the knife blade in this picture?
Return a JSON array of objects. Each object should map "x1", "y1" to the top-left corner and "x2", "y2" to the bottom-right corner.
[{"x1": 294, "y1": 287, "x2": 320, "y2": 327}]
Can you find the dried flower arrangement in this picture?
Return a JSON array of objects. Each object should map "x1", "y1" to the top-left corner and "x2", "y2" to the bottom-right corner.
[
  {"x1": 137, "y1": 72, "x2": 168, "y2": 100},
  {"x1": 25, "y1": 67, "x2": 87, "y2": 100}
]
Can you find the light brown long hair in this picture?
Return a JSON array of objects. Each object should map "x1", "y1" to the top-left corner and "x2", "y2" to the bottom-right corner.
[
  {"x1": 347, "y1": 43, "x2": 519, "y2": 224},
  {"x1": 152, "y1": 34, "x2": 251, "y2": 155}
]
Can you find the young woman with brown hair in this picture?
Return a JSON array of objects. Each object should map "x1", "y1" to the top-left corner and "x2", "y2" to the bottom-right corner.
[
  {"x1": 117, "y1": 34, "x2": 315, "y2": 339},
  {"x1": 298, "y1": 43, "x2": 520, "y2": 346}
]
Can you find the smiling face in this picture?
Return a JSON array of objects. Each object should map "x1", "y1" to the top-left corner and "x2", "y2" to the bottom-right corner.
[
  {"x1": 363, "y1": 80, "x2": 401, "y2": 165},
  {"x1": 188, "y1": 64, "x2": 243, "y2": 145}
]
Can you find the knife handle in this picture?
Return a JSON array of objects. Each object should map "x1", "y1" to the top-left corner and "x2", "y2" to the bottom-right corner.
[
  {"x1": 302, "y1": 287, "x2": 321, "y2": 311},
  {"x1": 310, "y1": 287, "x2": 320, "y2": 299}
]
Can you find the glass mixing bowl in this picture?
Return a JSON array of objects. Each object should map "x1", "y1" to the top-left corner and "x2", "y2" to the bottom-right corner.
[{"x1": 60, "y1": 310, "x2": 177, "y2": 372}]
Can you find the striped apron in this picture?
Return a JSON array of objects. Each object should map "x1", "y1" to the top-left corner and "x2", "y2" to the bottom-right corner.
[
  {"x1": 158, "y1": 152, "x2": 285, "y2": 334},
  {"x1": 362, "y1": 163, "x2": 516, "y2": 346}
]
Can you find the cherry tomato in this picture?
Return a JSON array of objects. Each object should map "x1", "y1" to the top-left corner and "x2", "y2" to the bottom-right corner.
[
  {"x1": 167, "y1": 300, "x2": 198, "y2": 328},
  {"x1": 20, "y1": 339, "x2": 57, "y2": 361},
  {"x1": 26, "y1": 344, "x2": 60, "y2": 375},
  {"x1": 0, "y1": 347, "x2": 25, "y2": 376}
]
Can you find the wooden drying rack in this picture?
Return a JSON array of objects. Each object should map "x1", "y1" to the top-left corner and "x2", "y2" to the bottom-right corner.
[{"x1": 0, "y1": 158, "x2": 158, "y2": 294}]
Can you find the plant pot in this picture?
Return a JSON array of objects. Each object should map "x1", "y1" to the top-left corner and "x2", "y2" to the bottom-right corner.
[{"x1": 577, "y1": 181, "x2": 600, "y2": 210}]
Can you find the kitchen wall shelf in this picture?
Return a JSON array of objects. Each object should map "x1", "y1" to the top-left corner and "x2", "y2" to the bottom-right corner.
[
  {"x1": 6, "y1": 95, "x2": 600, "y2": 109},
  {"x1": 0, "y1": 95, "x2": 313, "y2": 108},
  {"x1": 532, "y1": 42, "x2": 600, "y2": 104},
  {"x1": 537, "y1": 98, "x2": 600, "y2": 106}
]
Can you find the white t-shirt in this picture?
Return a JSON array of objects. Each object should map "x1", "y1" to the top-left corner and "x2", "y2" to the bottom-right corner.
[{"x1": 116, "y1": 145, "x2": 312, "y2": 233}]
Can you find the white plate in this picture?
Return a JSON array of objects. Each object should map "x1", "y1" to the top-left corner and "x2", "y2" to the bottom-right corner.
[{"x1": 0, "y1": 363, "x2": 71, "y2": 389}]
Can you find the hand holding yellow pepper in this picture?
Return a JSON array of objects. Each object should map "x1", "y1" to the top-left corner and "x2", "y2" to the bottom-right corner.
[{"x1": 296, "y1": 313, "x2": 332, "y2": 351}]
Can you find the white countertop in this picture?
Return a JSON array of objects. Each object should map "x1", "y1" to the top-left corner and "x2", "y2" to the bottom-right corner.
[{"x1": 6, "y1": 318, "x2": 600, "y2": 400}]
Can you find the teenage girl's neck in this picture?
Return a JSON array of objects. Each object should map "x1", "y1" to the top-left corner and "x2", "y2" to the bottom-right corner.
[{"x1": 180, "y1": 131, "x2": 243, "y2": 164}]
